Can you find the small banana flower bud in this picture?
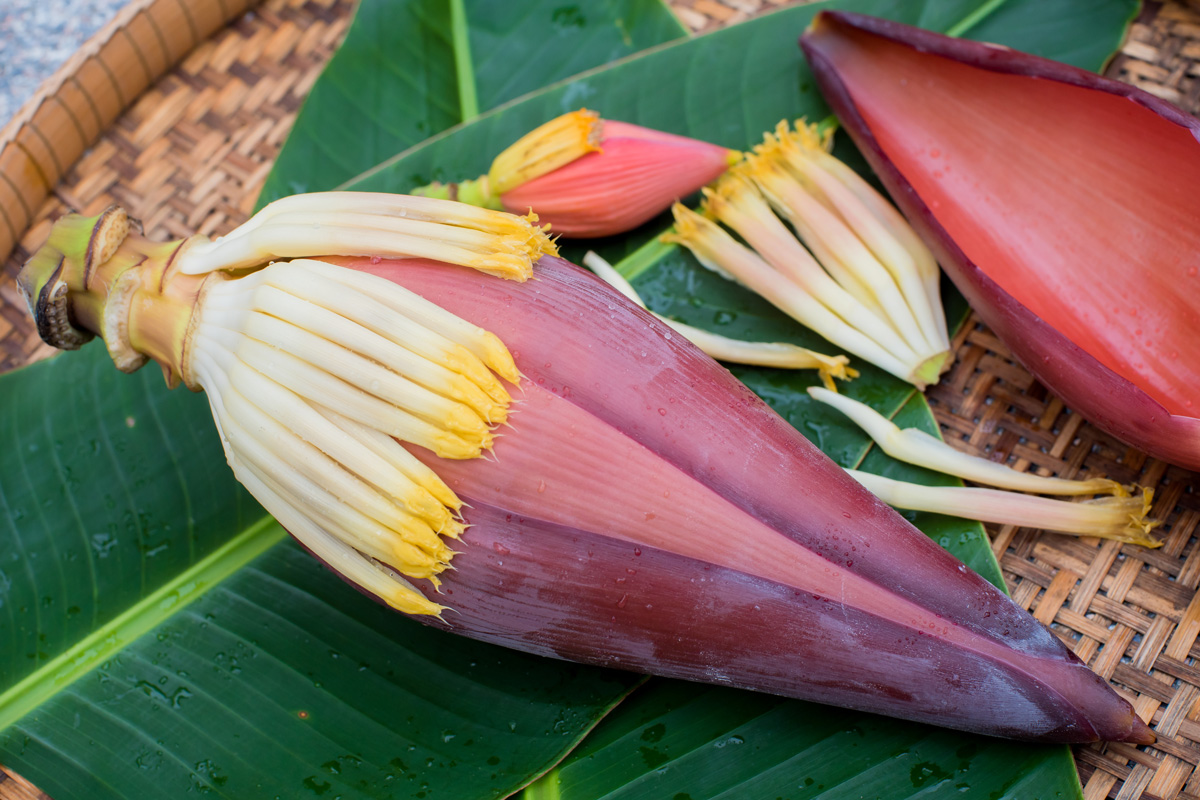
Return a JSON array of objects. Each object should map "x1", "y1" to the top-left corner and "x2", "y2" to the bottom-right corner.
[{"x1": 415, "y1": 109, "x2": 739, "y2": 238}]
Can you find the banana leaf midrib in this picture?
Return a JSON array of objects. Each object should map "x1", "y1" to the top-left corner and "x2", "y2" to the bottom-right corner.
[
  {"x1": 945, "y1": 0, "x2": 1011, "y2": 36},
  {"x1": 0, "y1": 517, "x2": 285, "y2": 731},
  {"x1": 449, "y1": 0, "x2": 480, "y2": 120}
]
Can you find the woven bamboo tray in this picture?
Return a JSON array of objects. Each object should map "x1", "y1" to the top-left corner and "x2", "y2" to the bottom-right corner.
[{"x1": 2, "y1": 1, "x2": 1199, "y2": 798}]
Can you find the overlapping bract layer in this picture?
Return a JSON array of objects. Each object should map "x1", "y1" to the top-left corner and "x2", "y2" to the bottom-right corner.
[
  {"x1": 800, "y1": 12, "x2": 1200, "y2": 470},
  {"x1": 187, "y1": 259, "x2": 523, "y2": 614},
  {"x1": 330, "y1": 254, "x2": 1152, "y2": 745}
]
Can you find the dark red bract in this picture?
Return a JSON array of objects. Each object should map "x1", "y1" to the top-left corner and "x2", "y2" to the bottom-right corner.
[{"x1": 320, "y1": 254, "x2": 1155, "y2": 743}]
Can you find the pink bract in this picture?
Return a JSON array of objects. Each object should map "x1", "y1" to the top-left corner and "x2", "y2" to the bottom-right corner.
[
  {"x1": 801, "y1": 12, "x2": 1200, "y2": 471},
  {"x1": 500, "y1": 120, "x2": 734, "y2": 238},
  {"x1": 314, "y1": 254, "x2": 1154, "y2": 744}
]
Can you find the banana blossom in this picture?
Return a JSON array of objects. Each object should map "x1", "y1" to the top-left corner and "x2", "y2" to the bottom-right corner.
[{"x1": 17, "y1": 193, "x2": 1153, "y2": 744}]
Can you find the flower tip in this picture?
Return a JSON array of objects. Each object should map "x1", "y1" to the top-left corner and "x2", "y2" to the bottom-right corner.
[
  {"x1": 1126, "y1": 715, "x2": 1156, "y2": 745},
  {"x1": 665, "y1": 200, "x2": 688, "y2": 222},
  {"x1": 576, "y1": 108, "x2": 604, "y2": 147},
  {"x1": 1136, "y1": 487, "x2": 1161, "y2": 535},
  {"x1": 663, "y1": 203, "x2": 709, "y2": 244},
  {"x1": 503, "y1": 208, "x2": 559, "y2": 262},
  {"x1": 707, "y1": 166, "x2": 758, "y2": 208},
  {"x1": 1088, "y1": 487, "x2": 1161, "y2": 548},
  {"x1": 802, "y1": 14, "x2": 854, "y2": 61},
  {"x1": 908, "y1": 350, "x2": 951, "y2": 389},
  {"x1": 1127, "y1": 532, "x2": 1163, "y2": 550},
  {"x1": 387, "y1": 589, "x2": 446, "y2": 617},
  {"x1": 818, "y1": 357, "x2": 858, "y2": 392},
  {"x1": 489, "y1": 109, "x2": 603, "y2": 195}
]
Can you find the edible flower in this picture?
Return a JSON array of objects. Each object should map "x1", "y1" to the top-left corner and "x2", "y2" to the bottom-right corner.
[
  {"x1": 415, "y1": 109, "x2": 739, "y2": 237},
  {"x1": 666, "y1": 122, "x2": 951, "y2": 388},
  {"x1": 848, "y1": 471, "x2": 1161, "y2": 548},
  {"x1": 18, "y1": 193, "x2": 549, "y2": 614},
  {"x1": 808, "y1": 387, "x2": 1128, "y2": 497},
  {"x1": 18, "y1": 193, "x2": 1153, "y2": 744},
  {"x1": 808, "y1": 388, "x2": 1160, "y2": 547}
]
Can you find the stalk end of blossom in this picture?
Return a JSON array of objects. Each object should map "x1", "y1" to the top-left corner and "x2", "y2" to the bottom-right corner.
[
  {"x1": 411, "y1": 177, "x2": 503, "y2": 211},
  {"x1": 18, "y1": 197, "x2": 534, "y2": 615},
  {"x1": 18, "y1": 206, "x2": 204, "y2": 386},
  {"x1": 910, "y1": 350, "x2": 950, "y2": 389}
]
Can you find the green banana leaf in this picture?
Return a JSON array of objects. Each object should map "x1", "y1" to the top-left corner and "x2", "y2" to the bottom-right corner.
[
  {"x1": 0, "y1": 1, "x2": 1139, "y2": 799},
  {"x1": 0, "y1": 4, "x2": 682, "y2": 799},
  {"x1": 257, "y1": 0, "x2": 688, "y2": 206},
  {"x1": 340, "y1": 0, "x2": 1138, "y2": 797}
]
